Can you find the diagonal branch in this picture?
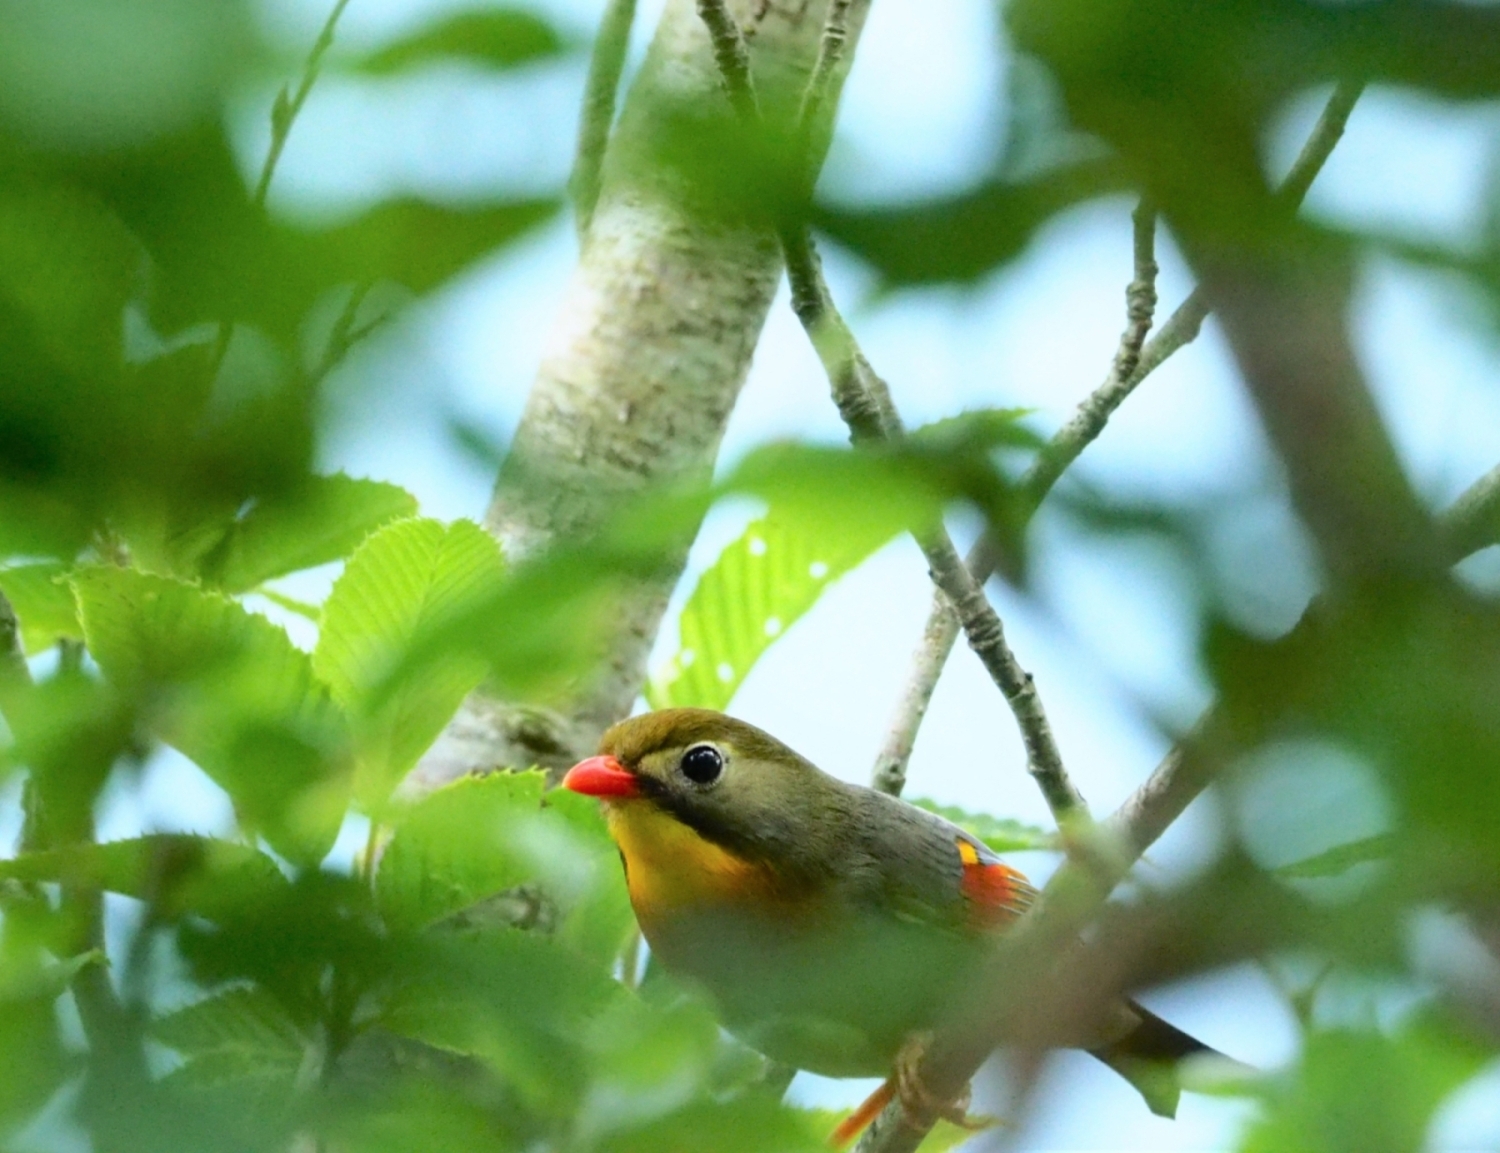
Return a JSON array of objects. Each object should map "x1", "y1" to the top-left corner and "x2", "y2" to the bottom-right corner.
[
  {"x1": 871, "y1": 79, "x2": 1366, "y2": 796},
  {"x1": 694, "y1": 0, "x2": 1088, "y2": 827},
  {"x1": 855, "y1": 449, "x2": 1500, "y2": 1153}
]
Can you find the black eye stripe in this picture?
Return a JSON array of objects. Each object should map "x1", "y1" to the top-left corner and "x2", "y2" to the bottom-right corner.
[{"x1": 680, "y1": 744, "x2": 723, "y2": 785}]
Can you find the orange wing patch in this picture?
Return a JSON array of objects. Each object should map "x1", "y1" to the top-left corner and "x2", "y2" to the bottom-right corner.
[{"x1": 957, "y1": 838, "x2": 1035, "y2": 929}]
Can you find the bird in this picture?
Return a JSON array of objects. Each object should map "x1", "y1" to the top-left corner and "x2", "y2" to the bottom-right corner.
[{"x1": 562, "y1": 707, "x2": 1226, "y2": 1146}]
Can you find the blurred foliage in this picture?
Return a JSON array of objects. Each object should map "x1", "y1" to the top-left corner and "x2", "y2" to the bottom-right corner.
[
  {"x1": 354, "y1": 10, "x2": 571, "y2": 75},
  {"x1": 907, "y1": 801, "x2": 1053, "y2": 855},
  {"x1": 0, "y1": 1, "x2": 1497, "y2": 1152}
]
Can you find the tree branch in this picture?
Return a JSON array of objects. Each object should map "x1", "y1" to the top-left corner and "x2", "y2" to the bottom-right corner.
[
  {"x1": 415, "y1": 0, "x2": 872, "y2": 786},
  {"x1": 695, "y1": 0, "x2": 1088, "y2": 826},
  {"x1": 570, "y1": 0, "x2": 639, "y2": 237},
  {"x1": 855, "y1": 80, "x2": 1387, "y2": 1153},
  {"x1": 871, "y1": 79, "x2": 1366, "y2": 796},
  {"x1": 1440, "y1": 461, "x2": 1500, "y2": 560}
]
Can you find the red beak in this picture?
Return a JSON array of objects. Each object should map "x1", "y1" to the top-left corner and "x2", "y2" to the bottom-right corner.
[{"x1": 562, "y1": 755, "x2": 641, "y2": 799}]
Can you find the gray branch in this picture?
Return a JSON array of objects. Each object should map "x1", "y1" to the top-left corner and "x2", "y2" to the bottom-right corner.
[
  {"x1": 854, "y1": 460, "x2": 1500, "y2": 1153},
  {"x1": 871, "y1": 79, "x2": 1366, "y2": 796},
  {"x1": 694, "y1": 0, "x2": 1088, "y2": 826},
  {"x1": 414, "y1": 0, "x2": 870, "y2": 787}
]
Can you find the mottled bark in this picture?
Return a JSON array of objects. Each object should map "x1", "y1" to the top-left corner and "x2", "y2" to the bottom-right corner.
[{"x1": 413, "y1": 0, "x2": 867, "y2": 785}]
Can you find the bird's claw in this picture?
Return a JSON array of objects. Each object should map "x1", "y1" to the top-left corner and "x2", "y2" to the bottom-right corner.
[{"x1": 893, "y1": 1032, "x2": 992, "y2": 1132}]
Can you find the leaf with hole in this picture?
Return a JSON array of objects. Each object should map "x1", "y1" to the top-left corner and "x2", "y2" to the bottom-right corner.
[{"x1": 648, "y1": 507, "x2": 894, "y2": 712}]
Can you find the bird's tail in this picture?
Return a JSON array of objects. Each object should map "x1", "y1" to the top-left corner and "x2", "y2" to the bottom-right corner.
[{"x1": 1088, "y1": 1000, "x2": 1233, "y2": 1118}]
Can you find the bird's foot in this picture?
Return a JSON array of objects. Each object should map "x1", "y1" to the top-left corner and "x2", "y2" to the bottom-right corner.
[{"x1": 893, "y1": 1032, "x2": 991, "y2": 1132}]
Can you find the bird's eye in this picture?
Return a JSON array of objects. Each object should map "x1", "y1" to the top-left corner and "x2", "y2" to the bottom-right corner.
[{"x1": 680, "y1": 744, "x2": 724, "y2": 785}]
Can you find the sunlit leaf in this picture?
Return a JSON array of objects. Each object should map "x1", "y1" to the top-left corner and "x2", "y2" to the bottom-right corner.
[
  {"x1": 0, "y1": 949, "x2": 104, "y2": 1003},
  {"x1": 648, "y1": 507, "x2": 894, "y2": 711},
  {"x1": 0, "y1": 561, "x2": 80, "y2": 654},
  {"x1": 74, "y1": 566, "x2": 351, "y2": 862},
  {"x1": 909, "y1": 800, "x2": 1055, "y2": 853},
  {"x1": 313, "y1": 517, "x2": 505, "y2": 807}
]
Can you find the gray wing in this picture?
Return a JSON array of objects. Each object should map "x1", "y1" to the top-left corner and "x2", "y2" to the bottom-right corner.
[{"x1": 839, "y1": 787, "x2": 1036, "y2": 933}]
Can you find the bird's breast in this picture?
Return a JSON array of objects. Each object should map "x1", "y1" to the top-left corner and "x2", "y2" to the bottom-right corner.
[{"x1": 604, "y1": 800, "x2": 797, "y2": 935}]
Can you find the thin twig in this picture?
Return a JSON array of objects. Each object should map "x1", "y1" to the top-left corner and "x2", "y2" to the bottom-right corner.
[
  {"x1": 870, "y1": 79, "x2": 1366, "y2": 796},
  {"x1": 856, "y1": 446, "x2": 1500, "y2": 1153},
  {"x1": 695, "y1": 0, "x2": 760, "y2": 123},
  {"x1": 793, "y1": 0, "x2": 853, "y2": 186},
  {"x1": 694, "y1": 0, "x2": 1087, "y2": 825},
  {"x1": 211, "y1": 0, "x2": 355, "y2": 377},
  {"x1": 309, "y1": 282, "x2": 389, "y2": 386},
  {"x1": 874, "y1": 200, "x2": 1158, "y2": 797},
  {"x1": 570, "y1": 0, "x2": 639, "y2": 236},
  {"x1": 254, "y1": 0, "x2": 355, "y2": 210},
  {"x1": 855, "y1": 78, "x2": 1372, "y2": 1153},
  {"x1": 1440, "y1": 461, "x2": 1500, "y2": 560}
]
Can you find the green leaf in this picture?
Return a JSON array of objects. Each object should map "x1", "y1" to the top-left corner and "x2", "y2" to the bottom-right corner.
[
  {"x1": 0, "y1": 835, "x2": 288, "y2": 921},
  {"x1": 813, "y1": 158, "x2": 1123, "y2": 288},
  {"x1": 208, "y1": 474, "x2": 419, "y2": 593},
  {"x1": 376, "y1": 770, "x2": 547, "y2": 930},
  {"x1": 0, "y1": 562, "x2": 80, "y2": 654},
  {"x1": 542, "y1": 786, "x2": 636, "y2": 966},
  {"x1": 0, "y1": 181, "x2": 140, "y2": 377},
  {"x1": 908, "y1": 800, "x2": 1055, "y2": 853},
  {"x1": 725, "y1": 413, "x2": 1029, "y2": 545},
  {"x1": 648, "y1": 416, "x2": 1036, "y2": 710},
  {"x1": 74, "y1": 566, "x2": 351, "y2": 863},
  {"x1": 356, "y1": 10, "x2": 568, "y2": 74},
  {"x1": 313, "y1": 518, "x2": 505, "y2": 807},
  {"x1": 1239, "y1": 1016, "x2": 1490, "y2": 1153},
  {"x1": 291, "y1": 198, "x2": 559, "y2": 300},
  {"x1": 378, "y1": 768, "x2": 633, "y2": 966},
  {"x1": 1273, "y1": 833, "x2": 1394, "y2": 879},
  {"x1": 387, "y1": 425, "x2": 1029, "y2": 706},
  {"x1": 648, "y1": 507, "x2": 895, "y2": 711},
  {"x1": 0, "y1": 949, "x2": 104, "y2": 1003},
  {"x1": 380, "y1": 927, "x2": 620, "y2": 1116},
  {"x1": 598, "y1": 1096, "x2": 824, "y2": 1153},
  {"x1": 153, "y1": 987, "x2": 304, "y2": 1076}
]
